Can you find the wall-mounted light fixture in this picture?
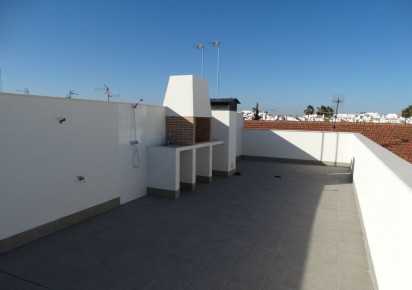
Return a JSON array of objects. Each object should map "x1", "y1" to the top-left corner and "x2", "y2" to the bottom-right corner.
[{"x1": 132, "y1": 99, "x2": 144, "y2": 109}]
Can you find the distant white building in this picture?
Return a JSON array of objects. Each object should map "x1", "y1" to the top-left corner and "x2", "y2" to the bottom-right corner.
[{"x1": 241, "y1": 110, "x2": 410, "y2": 124}]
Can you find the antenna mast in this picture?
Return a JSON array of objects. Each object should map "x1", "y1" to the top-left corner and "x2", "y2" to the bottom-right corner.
[
  {"x1": 67, "y1": 90, "x2": 78, "y2": 98},
  {"x1": 194, "y1": 43, "x2": 204, "y2": 77},
  {"x1": 17, "y1": 88, "x2": 29, "y2": 95},
  {"x1": 332, "y1": 96, "x2": 344, "y2": 130},
  {"x1": 210, "y1": 40, "x2": 221, "y2": 98},
  {"x1": 95, "y1": 84, "x2": 119, "y2": 102}
]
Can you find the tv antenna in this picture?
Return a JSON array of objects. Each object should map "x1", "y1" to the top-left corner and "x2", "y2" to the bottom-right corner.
[
  {"x1": 265, "y1": 108, "x2": 277, "y2": 115},
  {"x1": 209, "y1": 40, "x2": 221, "y2": 98},
  {"x1": 193, "y1": 43, "x2": 204, "y2": 77},
  {"x1": 332, "y1": 96, "x2": 344, "y2": 130},
  {"x1": 17, "y1": 88, "x2": 29, "y2": 95},
  {"x1": 67, "y1": 90, "x2": 78, "y2": 98},
  {"x1": 95, "y1": 84, "x2": 119, "y2": 102}
]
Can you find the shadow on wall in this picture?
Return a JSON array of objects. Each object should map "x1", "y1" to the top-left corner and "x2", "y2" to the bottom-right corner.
[{"x1": 242, "y1": 130, "x2": 349, "y2": 167}]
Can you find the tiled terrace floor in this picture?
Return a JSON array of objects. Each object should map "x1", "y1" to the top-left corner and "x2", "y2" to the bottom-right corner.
[{"x1": 0, "y1": 160, "x2": 374, "y2": 290}]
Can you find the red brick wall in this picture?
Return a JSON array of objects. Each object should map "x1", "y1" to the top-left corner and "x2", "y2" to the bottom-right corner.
[
  {"x1": 166, "y1": 116, "x2": 211, "y2": 145},
  {"x1": 195, "y1": 117, "x2": 211, "y2": 143},
  {"x1": 244, "y1": 121, "x2": 412, "y2": 163},
  {"x1": 166, "y1": 116, "x2": 195, "y2": 145}
]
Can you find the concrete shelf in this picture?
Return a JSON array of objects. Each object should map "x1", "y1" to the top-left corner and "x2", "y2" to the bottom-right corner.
[{"x1": 147, "y1": 140, "x2": 223, "y2": 198}]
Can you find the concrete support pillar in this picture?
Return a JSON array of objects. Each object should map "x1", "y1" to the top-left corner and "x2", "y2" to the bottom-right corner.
[
  {"x1": 180, "y1": 149, "x2": 196, "y2": 190},
  {"x1": 196, "y1": 146, "x2": 212, "y2": 183},
  {"x1": 147, "y1": 146, "x2": 180, "y2": 198}
]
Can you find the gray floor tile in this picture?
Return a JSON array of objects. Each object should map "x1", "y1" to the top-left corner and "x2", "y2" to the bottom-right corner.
[
  {"x1": 251, "y1": 238, "x2": 282, "y2": 255},
  {"x1": 193, "y1": 267, "x2": 233, "y2": 288},
  {"x1": 0, "y1": 160, "x2": 374, "y2": 290},
  {"x1": 301, "y1": 271, "x2": 337, "y2": 290},
  {"x1": 226, "y1": 260, "x2": 270, "y2": 290},
  {"x1": 40, "y1": 265, "x2": 85, "y2": 290},
  {"x1": 205, "y1": 254, "x2": 242, "y2": 273},
  {"x1": 0, "y1": 272, "x2": 45, "y2": 290},
  {"x1": 72, "y1": 276, "x2": 131, "y2": 290},
  {"x1": 146, "y1": 274, "x2": 189, "y2": 290},
  {"x1": 229, "y1": 232, "x2": 257, "y2": 248},
  {"x1": 184, "y1": 282, "x2": 216, "y2": 290},
  {"x1": 337, "y1": 268, "x2": 373, "y2": 289},
  {"x1": 244, "y1": 248, "x2": 277, "y2": 266},
  {"x1": 165, "y1": 260, "x2": 204, "y2": 282},
  {"x1": 193, "y1": 239, "x2": 226, "y2": 254},
  {"x1": 264, "y1": 264, "x2": 304, "y2": 289},
  {"x1": 219, "y1": 243, "x2": 251, "y2": 259}
]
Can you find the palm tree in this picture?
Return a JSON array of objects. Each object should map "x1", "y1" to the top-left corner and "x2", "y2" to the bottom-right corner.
[
  {"x1": 304, "y1": 105, "x2": 314, "y2": 117},
  {"x1": 316, "y1": 105, "x2": 334, "y2": 119},
  {"x1": 401, "y1": 105, "x2": 412, "y2": 118}
]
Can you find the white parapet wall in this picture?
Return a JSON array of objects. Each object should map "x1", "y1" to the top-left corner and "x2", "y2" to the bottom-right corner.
[
  {"x1": 242, "y1": 128, "x2": 412, "y2": 290},
  {"x1": 236, "y1": 112, "x2": 243, "y2": 158},
  {"x1": 242, "y1": 129, "x2": 353, "y2": 166},
  {"x1": 0, "y1": 93, "x2": 165, "y2": 248},
  {"x1": 352, "y1": 134, "x2": 412, "y2": 290},
  {"x1": 0, "y1": 94, "x2": 118, "y2": 241}
]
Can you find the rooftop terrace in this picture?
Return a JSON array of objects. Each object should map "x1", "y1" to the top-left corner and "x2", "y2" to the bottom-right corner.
[
  {"x1": 1, "y1": 79, "x2": 412, "y2": 289},
  {"x1": 0, "y1": 160, "x2": 373, "y2": 290}
]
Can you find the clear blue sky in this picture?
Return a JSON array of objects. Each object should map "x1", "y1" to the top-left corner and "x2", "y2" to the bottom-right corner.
[{"x1": 1, "y1": 0, "x2": 411, "y2": 115}]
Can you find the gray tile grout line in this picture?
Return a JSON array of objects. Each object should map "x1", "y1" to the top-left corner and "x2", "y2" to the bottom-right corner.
[
  {"x1": 181, "y1": 187, "x2": 278, "y2": 289},
  {"x1": 337, "y1": 186, "x2": 342, "y2": 290},
  {"x1": 0, "y1": 162, "x2": 369, "y2": 290},
  {"x1": 0, "y1": 269, "x2": 48, "y2": 288},
  {"x1": 257, "y1": 180, "x2": 304, "y2": 290}
]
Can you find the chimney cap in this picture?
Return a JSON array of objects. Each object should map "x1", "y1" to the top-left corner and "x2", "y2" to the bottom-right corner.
[{"x1": 210, "y1": 98, "x2": 241, "y2": 111}]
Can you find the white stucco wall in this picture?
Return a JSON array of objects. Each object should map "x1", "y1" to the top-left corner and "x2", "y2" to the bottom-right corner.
[
  {"x1": 212, "y1": 110, "x2": 238, "y2": 172},
  {"x1": 117, "y1": 104, "x2": 165, "y2": 203},
  {"x1": 0, "y1": 94, "x2": 118, "y2": 239},
  {"x1": 0, "y1": 93, "x2": 165, "y2": 240},
  {"x1": 236, "y1": 113, "x2": 243, "y2": 157},
  {"x1": 352, "y1": 134, "x2": 412, "y2": 290},
  {"x1": 147, "y1": 146, "x2": 180, "y2": 191},
  {"x1": 242, "y1": 129, "x2": 353, "y2": 165}
]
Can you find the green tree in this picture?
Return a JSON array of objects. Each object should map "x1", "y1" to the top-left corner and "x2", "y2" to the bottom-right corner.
[
  {"x1": 316, "y1": 105, "x2": 334, "y2": 119},
  {"x1": 252, "y1": 102, "x2": 261, "y2": 120},
  {"x1": 401, "y1": 105, "x2": 412, "y2": 118},
  {"x1": 304, "y1": 105, "x2": 314, "y2": 116}
]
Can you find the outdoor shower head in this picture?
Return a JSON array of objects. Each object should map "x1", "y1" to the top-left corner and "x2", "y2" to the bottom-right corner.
[{"x1": 132, "y1": 99, "x2": 144, "y2": 108}]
